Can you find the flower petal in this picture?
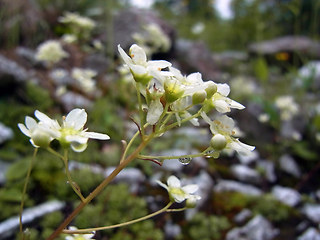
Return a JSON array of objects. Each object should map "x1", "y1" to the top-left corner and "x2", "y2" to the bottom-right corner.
[
  {"x1": 217, "y1": 83, "x2": 230, "y2": 96},
  {"x1": 182, "y1": 184, "x2": 199, "y2": 194},
  {"x1": 25, "y1": 116, "x2": 37, "y2": 130},
  {"x1": 167, "y1": 175, "x2": 181, "y2": 188},
  {"x1": 84, "y1": 132, "x2": 110, "y2": 140},
  {"x1": 229, "y1": 139, "x2": 255, "y2": 156},
  {"x1": 65, "y1": 108, "x2": 87, "y2": 130},
  {"x1": 148, "y1": 60, "x2": 172, "y2": 69},
  {"x1": 147, "y1": 99, "x2": 164, "y2": 125},
  {"x1": 71, "y1": 142, "x2": 88, "y2": 152},
  {"x1": 130, "y1": 44, "x2": 147, "y2": 64},
  {"x1": 118, "y1": 44, "x2": 133, "y2": 66},
  {"x1": 18, "y1": 123, "x2": 31, "y2": 137},
  {"x1": 171, "y1": 193, "x2": 186, "y2": 203},
  {"x1": 156, "y1": 180, "x2": 168, "y2": 190},
  {"x1": 66, "y1": 135, "x2": 88, "y2": 144}
]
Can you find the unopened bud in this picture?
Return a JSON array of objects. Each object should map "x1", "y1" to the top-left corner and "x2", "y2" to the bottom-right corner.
[
  {"x1": 210, "y1": 134, "x2": 227, "y2": 150},
  {"x1": 192, "y1": 91, "x2": 207, "y2": 105},
  {"x1": 31, "y1": 128, "x2": 52, "y2": 148},
  {"x1": 205, "y1": 82, "x2": 217, "y2": 98}
]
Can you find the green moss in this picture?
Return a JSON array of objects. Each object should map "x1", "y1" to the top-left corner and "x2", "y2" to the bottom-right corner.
[
  {"x1": 179, "y1": 213, "x2": 231, "y2": 240},
  {"x1": 75, "y1": 183, "x2": 164, "y2": 240}
]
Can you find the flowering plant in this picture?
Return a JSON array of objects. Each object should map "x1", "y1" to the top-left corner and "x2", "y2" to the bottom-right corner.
[{"x1": 18, "y1": 43, "x2": 254, "y2": 240}]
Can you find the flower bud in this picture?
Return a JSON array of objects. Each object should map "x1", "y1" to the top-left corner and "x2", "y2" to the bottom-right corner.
[
  {"x1": 131, "y1": 71, "x2": 153, "y2": 85},
  {"x1": 192, "y1": 90, "x2": 207, "y2": 105},
  {"x1": 164, "y1": 80, "x2": 184, "y2": 103},
  {"x1": 202, "y1": 99, "x2": 215, "y2": 113},
  {"x1": 31, "y1": 128, "x2": 52, "y2": 148},
  {"x1": 210, "y1": 134, "x2": 227, "y2": 150},
  {"x1": 205, "y1": 82, "x2": 217, "y2": 98},
  {"x1": 186, "y1": 196, "x2": 199, "y2": 208}
]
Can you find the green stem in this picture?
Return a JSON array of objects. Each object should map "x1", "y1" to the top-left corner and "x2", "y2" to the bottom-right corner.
[
  {"x1": 166, "y1": 207, "x2": 187, "y2": 212},
  {"x1": 62, "y1": 202, "x2": 173, "y2": 234},
  {"x1": 138, "y1": 151, "x2": 207, "y2": 160},
  {"x1": 156, "y1": 111, "x2": 201, "y2": 136},
  {"x1": 155, "y1": 103, "x2": 169, "y2": 132},
  {"x1": 47, "y1": 134, "x2": 154, "y2": 240},
  {"x1": 63, "y1": 149, "x2": 85, "y2": 202},
  {"x1": 19, "y1": 148, "x2": 37, "y2": 238},
  {"x1": 136, "y1": 85, "x2": 145, "y2": 136}
]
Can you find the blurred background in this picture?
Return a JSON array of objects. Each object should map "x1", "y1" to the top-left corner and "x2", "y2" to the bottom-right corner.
[{"x1": 0, "y1": 0, "x2": 320, "y2": 239}]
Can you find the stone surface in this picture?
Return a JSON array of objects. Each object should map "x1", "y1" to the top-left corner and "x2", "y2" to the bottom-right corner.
[
  {"x1": 279, "y1": 154, "x2": 301, "y2": 178},
  {"x1": 113, "y1": 8, "x2": 174, "y2": 52},
  {"x1": 0, "y1": 54, "x2": 30, "y2": 83},
  {"x1": 231, "y1": 164, "x2": 261, "y2": 184},
  {"x1": 257, "y1": 159, "x2": 277, "y2": 183},
  {"x1": 302, "y1": 204, "x2": 320, "y2": 223},
  {"x1": 0, "y1": 200, "x2": 65, "y2": 239},
  {"x1": 298, "y1": 228, "x2": 320, "y2": 240},
  {"x1": 271, "y1": 185, "x2": 301, "y2": 207},
  {"x1": 214, "y1": 180, "x2": 262, "y2": 196},
  {"x1": 59, "y1": 91, "x2": 93, "y2": 111},
  {"x1": 175, "y1": 39, "x2": 222, "y2": 81},
  {"x1": 233, "y1": 209, "x2": 252, "y2": 224},
  {"x1": 0, "y1": 160, "x2": 11, "y2": 185},
  {"x1": 249, "y1": 36, "x2": 320, "y2": 58},
  {"x1": 226, "y1": 215, "x2": 279, "y2": 240},
  {"x1": 0, "y1": 122, "x2": 13, "y2": 144},
  {"x1": 84, "y1": 54, "x2": 111, "y2": 75}
]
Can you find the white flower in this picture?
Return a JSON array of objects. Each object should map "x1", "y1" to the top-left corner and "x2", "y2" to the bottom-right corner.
[
  {"x1": 35, "y1": 40, "x2": 68, "y2": 65},
  {"x1": 118, "y1": 44, "x2": 171, "y2": 84},
  {"x1": 157, "y1": 175, "x2": 201, "y2": 203},
  {"x1": 33, "y1": 109, "x2": 110, "y2": 152},
  {"x1": 201, "y1": 112, "x2": 255, "y2": 156},
  {"x1": 275, "y1": 95, "x2": 299, "y2": 121},
  {"x1": 71, "y1": 68, "x2": 97, "y2": 93},
  {"x1": 18, "y1": 116, "x2": 58, "y2": 148},
  {"x1": 171, "y1": 97, "x2": 199, "y2": 126},
  {"x1": 59, "y1": 12, "x2": 96, "y2": 31},
  {"x1": 211, "y1": 83, "x2": 245, "y2": 113},
  {"x1": 65, "y1": 226, "x2": 95, "y2": 240}
]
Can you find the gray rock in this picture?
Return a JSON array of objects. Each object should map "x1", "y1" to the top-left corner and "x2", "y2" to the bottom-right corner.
[
  {"x1": 164, "y1": 221, "x2": 181, "y2": 239},
  {"x1": 185, "y1": 171, "x2": 214, "y2": 219},
  {"x1": 302, "y1": 204, "x2": 320, "y2": 223},
  {"x1": 231, "y1": 164, "x2": 261, "y2": 184},
  {"x1": 113, "y1": 8, "x2": 174, "y2": 52},
  {"x1": 0, "y1": 122, "x2": 14, "y2": 144},
  {"x1": 0, "y1": 200, "x2": 65, "y2": 239},
  {"x1": 15, "y1": 47, "x2": 37, "y2": 65},
  {"x1": 257, "y1": 160, "x2": 276, "y2": 183},
  {"x1": 0, "y1": 160, "x2": 11, "y2": 185},
  {"x1": 233, "y1": 209, "x2": 252, "y2": 224},
  {"x1": 69, "y1": 161, "x2": 145, "y2": 193},
  {"x1": 59, "y1": 91, "x2": 93, "y2": 111},
  {"x1": 226, "y1": 215, "x2": 279, "y2": 240},
  {"x1": 84, "y1": 54, "x2": 111, "y2": 75},
  {"x1": 0, "y1": 54, "x2": 30, "y2": 83},
  {"x1": 249, "y1": 36, "x2": 320, "y2": 59},
  {"x1": 298, "y1": 228, "x2": 320, "y2": 240},
  {"x1": 271, "y1": 185, "x2": 301, "y2": 207},
  {"x1": 279, "y1": 154, "x2": 301, "y2": 178},
  {"x1": 175, "y1": 39, "x2": 222, "y2": 81},
  {"x1": 214, "y1": 180, "x2": 262, "y2": 196}
]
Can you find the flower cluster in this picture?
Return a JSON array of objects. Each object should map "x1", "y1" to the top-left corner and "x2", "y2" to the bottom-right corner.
[
  {"x1": 35, "y1": 40, "x2": 68, "y2": 66},
  {"x1": 157, "y1": 175, "x2": 201, "y2": 207},
  {"x1": 59, "y1": 12, "x2": 96, "y2": 42},
  {"x1": 275, "y1": 95, "x2": 299, "y2": 121},
  {"x1": 18, "y1": 108, "x2": 110, "y2": 152},
  {"x1": 118, "y1": 44, "x2": 254, "y2": 156},
  {"x1": 72, "y1": 68, "x2": 97, "y2": 93},
  {"x1": 132, "y1": 23, "x2": 171, "y2": 56}
]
